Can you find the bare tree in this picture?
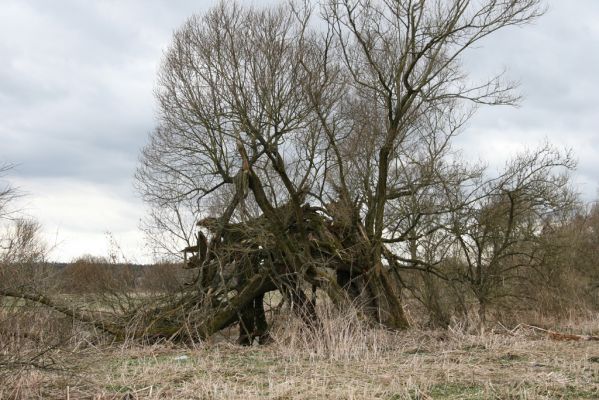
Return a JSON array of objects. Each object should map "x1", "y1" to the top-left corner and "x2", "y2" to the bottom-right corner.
[
  {"x1": 448, "y1": 145, "x2": 576, "y2": 330},
  {"x1": 527, "y1": 200, "x2": 599, "y2": 315},
  {"x1": 135, "y1": 0, "x2": 548, "y2": 341},
  {"x1": 0, "y1": 165, "x2": 51, "y2": 293},
  {"x1": 0, "y1": 164, "x2": 19, "y2": 221}
]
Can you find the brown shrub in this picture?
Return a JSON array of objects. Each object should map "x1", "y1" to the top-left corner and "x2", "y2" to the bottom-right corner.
[{"x1": 59, "y1": 255, "x2": 135, "y2": 294}]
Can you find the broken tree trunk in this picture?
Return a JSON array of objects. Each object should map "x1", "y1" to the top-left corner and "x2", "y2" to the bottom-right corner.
[
  {"x1": 127, "y1": 141, "x2": 411, "y2": 343},
  {"x1": 170, "y1": 197, "x2": 411, "y2": 343}
]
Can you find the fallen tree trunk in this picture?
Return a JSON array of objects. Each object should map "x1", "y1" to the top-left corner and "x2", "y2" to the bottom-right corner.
[
  {"x1": 171, "y1": 196, "x2": 412, "y2": 343},
  {"x1": 0, "y1": 289, "x2": 120, "y2": 338}
]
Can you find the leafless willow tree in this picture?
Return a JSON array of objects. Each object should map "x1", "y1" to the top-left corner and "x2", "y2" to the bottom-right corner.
[
  {"x1": 0, "y1": 165, "x2": 48, "y2": 290},
  {"x1": 0, "y1": 165, "x2": 52, "y2": 298},
  {"x1": 0, "y1": 165, "x2": 63, "y2": 375},
  {"x1": 135, "y1": 0, "x2": 556, "y2": 342},
  {"x1": 0, "y1": 164, "x2": 19, "y2": 222},
  {"x1": 447, "y1": 145, "x2": 576, "y2": 330}
]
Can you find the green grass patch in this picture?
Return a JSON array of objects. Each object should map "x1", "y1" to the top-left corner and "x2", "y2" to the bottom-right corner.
[{"x1": 428, "y1": 383, "x2": 486, "y2": 399}]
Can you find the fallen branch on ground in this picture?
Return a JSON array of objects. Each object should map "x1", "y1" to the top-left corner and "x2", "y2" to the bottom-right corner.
[{"x1": 499, "y1": 323, "x2": 599, "y2": 341}]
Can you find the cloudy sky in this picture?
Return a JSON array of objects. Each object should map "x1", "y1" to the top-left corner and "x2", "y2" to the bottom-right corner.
[{"x1": 1, "y1": 0, "x2": 598, "y2": 263}]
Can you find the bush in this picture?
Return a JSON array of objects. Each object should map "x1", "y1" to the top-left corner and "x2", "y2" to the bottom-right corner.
[
  {"x1": 59, "y1": 255, "x2": 135, "y2": 294},
  {"x1": 138, "y1": 262, "x2": 189, "y2": 293}
]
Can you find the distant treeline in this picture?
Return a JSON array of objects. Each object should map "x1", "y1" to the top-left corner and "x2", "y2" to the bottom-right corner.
[{"x1": 27, "y1": 257, "x2": 194, "y2": 294}]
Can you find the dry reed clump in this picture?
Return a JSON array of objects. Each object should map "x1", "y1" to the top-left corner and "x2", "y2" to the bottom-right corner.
[
  {"x1": 269, "y1": 301, "x2": 399, "y2": 362},
  {"x1": 0, "y1": 297, "x2": 113, "y2": 400},
  {"x1": 1, "y1": 306, "x2": 68, "y2": 369}
]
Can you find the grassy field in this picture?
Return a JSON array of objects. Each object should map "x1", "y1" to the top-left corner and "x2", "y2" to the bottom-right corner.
[{"x1": 3, "y1": 323, "x2": 599, "y2": 399}]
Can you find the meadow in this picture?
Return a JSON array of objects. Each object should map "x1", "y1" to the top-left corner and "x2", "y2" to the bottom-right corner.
[{"x1": 2, "y1": 294, "x2": 599, "y2": 399}]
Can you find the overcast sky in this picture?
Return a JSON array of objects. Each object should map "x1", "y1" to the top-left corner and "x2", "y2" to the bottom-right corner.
[{"x1": 1, "y1": 0, "x2": 598, "y2": 263}]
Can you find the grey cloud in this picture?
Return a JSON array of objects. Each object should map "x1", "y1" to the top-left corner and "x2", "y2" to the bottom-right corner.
[
  {"x1": 457, "y1": 0, "x2": 599, "y2": 199},
  {"x1": 0, "y1": 0, "x2": 218, "y2": 186},
  {"x1": 1, "y1": 0, "x2": 598, "y2": 261}
]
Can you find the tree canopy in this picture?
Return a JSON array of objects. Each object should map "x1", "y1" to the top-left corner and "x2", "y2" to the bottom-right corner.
[{"x1": 135, "y1": 0, "x2": 574, "y2": 342}]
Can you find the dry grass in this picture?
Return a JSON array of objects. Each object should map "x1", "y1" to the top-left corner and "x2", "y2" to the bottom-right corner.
[{"x1": 2, "y1": 309, "x2": 599, "y2": 400}]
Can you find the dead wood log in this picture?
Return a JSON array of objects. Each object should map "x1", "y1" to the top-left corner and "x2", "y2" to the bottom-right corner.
[
  {"x1": 517, "y1": 324, "x2": 599, "y2": 341},
  {"x1": 0, "y1": 289, "x2": 120, "y2": 338}
]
